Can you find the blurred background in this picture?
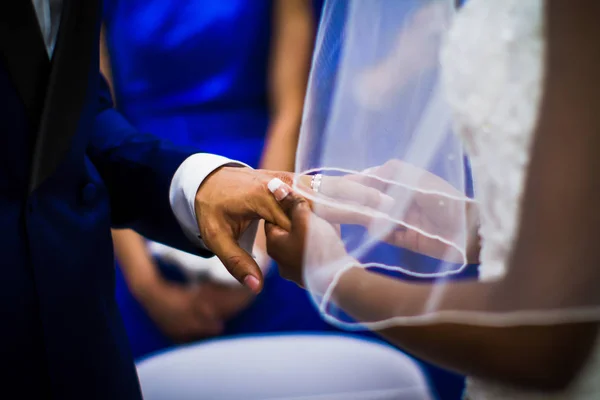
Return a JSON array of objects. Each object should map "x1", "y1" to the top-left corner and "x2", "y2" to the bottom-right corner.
[{"x1": 99, "y1": 1, "x2": 468, "y2": 399}]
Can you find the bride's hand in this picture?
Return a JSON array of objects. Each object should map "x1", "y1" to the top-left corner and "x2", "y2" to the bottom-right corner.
[
  {"x1": 264, "y1": 181, "x2": 354, "y2": 292},
  {"x1": 296, "y1": 160, "x2": 475, "y2": 263},
  {"x1": 352, "y1": 159, "x2": 474, "y2": 262}
]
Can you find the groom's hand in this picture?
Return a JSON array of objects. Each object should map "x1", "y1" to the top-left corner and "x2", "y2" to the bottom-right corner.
[{"x1": 195, "y1": 167, "x2": 293, "y2": 293}]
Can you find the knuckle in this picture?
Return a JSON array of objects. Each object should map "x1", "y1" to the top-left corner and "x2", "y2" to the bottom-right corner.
[
  {"x1": 257, "y1": 175, "x2": 269, "y2": 188},
  {"x1": 250, "y1": 174, "x2": 263, "y2": 190},
  {"x1": 367, "y1": 189, "x2": 382, "y2": 206},
  {"x1": 253, "y1": 181, "x2": 268, "y2": 199},
  {"x1": 225, "y1": 254, "x2": 247, "y2": 276},
  {"x1": 292, "y1": 196, "x2": 307, "y2": 209},
  {"x1": 274, "y1": 172, "x2": 294, "y2": 186},
  {"x1": 382, "y1": 159, "x2": 403, "y2": 175},
  {"x1": 202, "y1": 222, "x2": 221, "y2": 241}
]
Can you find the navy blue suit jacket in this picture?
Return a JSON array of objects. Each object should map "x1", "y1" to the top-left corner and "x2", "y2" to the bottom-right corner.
[{"x1": 0, "y1": 1, "x2": 209, "y2": 398}]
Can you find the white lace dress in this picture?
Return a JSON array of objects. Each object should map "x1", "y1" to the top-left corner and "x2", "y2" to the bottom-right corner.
[{"x1": 441, "y1": 0, "x2": 600, "y2": 398}]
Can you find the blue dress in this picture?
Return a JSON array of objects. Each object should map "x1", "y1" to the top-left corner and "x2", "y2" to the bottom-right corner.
[
  {"x1": 104, "y1": 0, "x2": 272, "y2": 167},
  {"x1": 104, "y1": 1, "x2": 465, "y2": 398}
]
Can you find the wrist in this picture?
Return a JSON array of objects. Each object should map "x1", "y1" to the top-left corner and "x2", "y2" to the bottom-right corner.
[
  {"x1": 311, "y1": 257, "x2": 360, "y2": 299},
  {"x1": 169, "y1": 153, "x2": 249, "y2": 249},
  {"x1": 328, "y1": 265, "x2": 368, "y2": 309},
  {"x1": 194, "y1": 165, "x2": 248, "y2": 232}
]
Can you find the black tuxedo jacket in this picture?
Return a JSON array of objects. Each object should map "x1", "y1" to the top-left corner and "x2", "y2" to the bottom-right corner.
[{"x1": 0, "y1": 1, "x2": 201, "y2": 398}]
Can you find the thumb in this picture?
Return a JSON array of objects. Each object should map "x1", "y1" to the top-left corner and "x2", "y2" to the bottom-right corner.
[{"x1": 205, "y1": 230, "x2": 264, "y2": 294}]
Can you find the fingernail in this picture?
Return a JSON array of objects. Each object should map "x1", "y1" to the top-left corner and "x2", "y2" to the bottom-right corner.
[
  {"x1": 243, "y1": 275, "x2": 261, "y2": 293},
  {"x1": 267, "y1": 178, "x2": 291, "y2": 201}
]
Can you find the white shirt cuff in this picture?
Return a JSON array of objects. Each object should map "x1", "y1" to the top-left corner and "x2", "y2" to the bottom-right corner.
[{"x1": 169, "y1": 153, "x2": 257, "y2": 254}]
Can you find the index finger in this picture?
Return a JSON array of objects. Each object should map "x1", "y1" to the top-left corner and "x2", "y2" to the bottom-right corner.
[
  {"x1": 307, "y1": 175, "x2": 394, "y2": 227},
  {"x1": 322, "y1": 175, "x2": 395, "y2": 212}
]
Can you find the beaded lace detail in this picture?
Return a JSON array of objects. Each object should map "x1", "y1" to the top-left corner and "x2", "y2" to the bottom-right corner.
[{"x1": 442, "y1": 0, "x2": 600, "y2": 398}]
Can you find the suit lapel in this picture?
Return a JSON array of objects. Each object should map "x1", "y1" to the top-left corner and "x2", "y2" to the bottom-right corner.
[
  {"x1": 29, "y1": 0, "x2": 100, "y2": 192},
  {"x1": 0, "y1": 1, "x2": 51, "y2": 133}
]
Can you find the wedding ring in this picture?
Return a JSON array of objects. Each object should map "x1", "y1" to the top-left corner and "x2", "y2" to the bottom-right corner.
[{"x1": 310, "y1": 174, "x2": 323, "y2": 193}]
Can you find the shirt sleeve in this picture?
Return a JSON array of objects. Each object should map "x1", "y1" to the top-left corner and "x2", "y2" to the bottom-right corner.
[{"x1": 169, "y1": 153, "x2": 258, "y2": 254}]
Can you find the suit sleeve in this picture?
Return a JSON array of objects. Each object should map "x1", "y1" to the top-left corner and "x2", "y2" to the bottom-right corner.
[{"x1": 88, "y1": 74, "x2": 212, "y2": 255}]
